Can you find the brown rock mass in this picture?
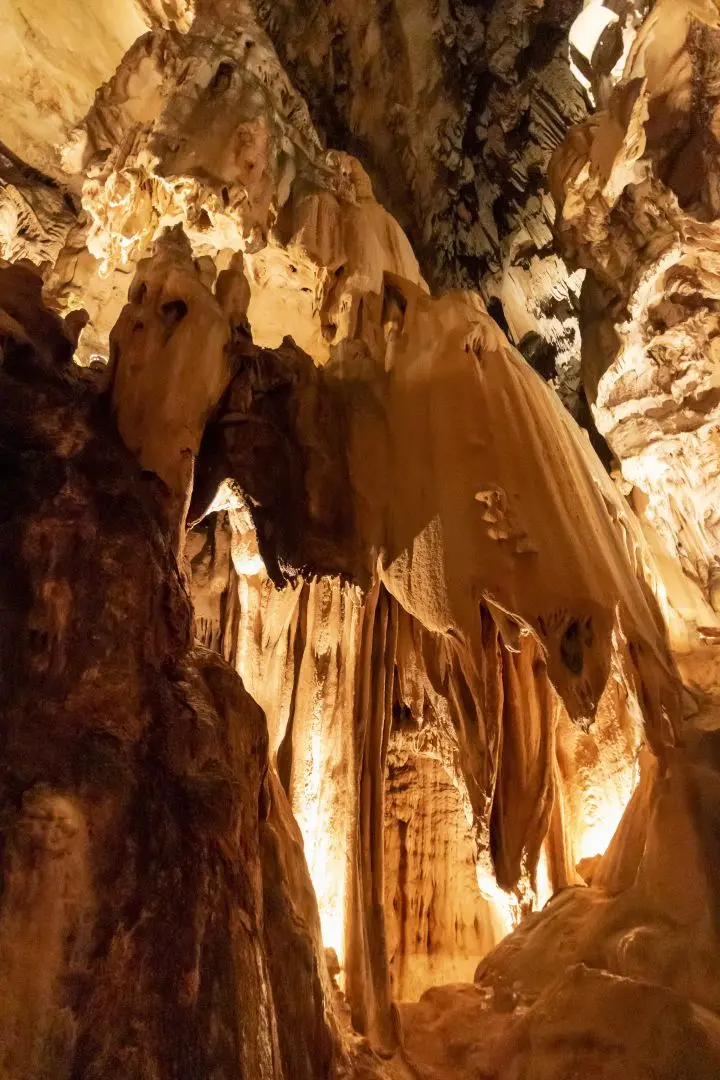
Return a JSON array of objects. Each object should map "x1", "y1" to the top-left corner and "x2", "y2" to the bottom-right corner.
[{"x1": 1, "y1": 1, "x2": 720, "y2": 1078}]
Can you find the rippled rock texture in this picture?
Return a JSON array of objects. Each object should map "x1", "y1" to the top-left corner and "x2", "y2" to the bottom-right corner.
[{"x1": 0, "y1": 1, "x2": 719, "y2": 1078}]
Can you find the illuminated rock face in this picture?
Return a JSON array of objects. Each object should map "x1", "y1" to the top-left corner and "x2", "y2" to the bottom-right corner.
[
  {"x1": 384, "y1": 745, "x2": 508, "y2": 1001},
  {"x1": 398, "y1": 734, "x2": 720, "y2": 1080},
  {"x1": 1, "y1": 2, "x2": 720, "y2": 1078},
  {"x1": 0, "y1": 0, "x2": 147, "y2": 177},
  {"x1": 551, "y1": 0, "x2": 720, "y2": 657},
  {"x1": 175, "y1": 255, "x2": 687, "y2": 1050}
]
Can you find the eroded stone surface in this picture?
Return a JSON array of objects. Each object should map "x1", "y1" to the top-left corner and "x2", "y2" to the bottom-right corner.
[
  {"x1": 551, "y1": 0, "x2": 720, "y2": 660},
  {"x1": 1, "y1": 3, "x2": 719, "y2": 1078},
  {"x1": 0, "y1": 269, "x2": 340, "y2": 1080}
]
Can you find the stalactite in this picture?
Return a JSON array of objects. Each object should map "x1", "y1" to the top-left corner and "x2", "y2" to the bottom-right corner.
[
  {"x1": 3, "y1": 2, "x2": 720, "y2": 1076},
  {"x1": 180, "y1": 269, "x2": 688, "y2": 1051},
  {"x1": 490, "y1": 634, "x2": 559, "y2": 894}
]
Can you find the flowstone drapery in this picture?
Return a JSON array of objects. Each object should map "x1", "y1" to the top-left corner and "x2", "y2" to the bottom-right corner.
[{"x1": 2, "y1": 2, "x2": 720, "y2": 1078}]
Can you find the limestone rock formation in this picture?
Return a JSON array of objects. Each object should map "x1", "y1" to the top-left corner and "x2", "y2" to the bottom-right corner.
[
  {"x1": 552, "y1": 0, "x2": 720, "y2": 659},
  {"x1": 1, "y1": 1, "x2": 720, "y2": 1078},
  {"x1": 253, "y1": 0, "x2": 590, "y2": 408},
  {"x1": 109, "y1": 227, "x2": 250, "y2": 547},
  {"x1": 0, "y1": 267, "x2": 342, "y2": 1080},
  {"x1": 0, "y1": 0, "x2": 595, "y2": 406},
  {"x1": 178, "y1": 253, "x2": 685, "y2": 1046},
  {"x1": 398, "y1": 730, "x2": 720, "y2": 1080}
]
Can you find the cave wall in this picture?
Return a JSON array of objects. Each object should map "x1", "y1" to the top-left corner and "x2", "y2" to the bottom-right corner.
[
  {"x1": 1, "y1": 1, "x2": 720, "y2": 1078},
  {"x1": 251, "y1": 0, "x2": 590, "y2": 409},
  {"x1": 0, "y1": 266, "x2": 341, "y2": 1080},
  {"x1": 551, "y1": 0, "x2": 720, "y2": 696}
]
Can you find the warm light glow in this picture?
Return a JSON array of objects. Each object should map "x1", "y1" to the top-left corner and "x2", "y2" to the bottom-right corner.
[
  {"x1": 574, "y1": 761, "x2": 638, "y2": 864},
  {"x1": 295, "y1": 802, "x2": 348, "y2": 972},
  {"x1": 475, "y1": 863, "x2": 518, "y2": 938},
  {"x1": 292, "y1": 683, "x2": 353, "y2": 977},
  {"x1": 535, "y1": 847, "x2": 553, "y2": 910},
  {"x1": 569, "y1": 3, "x2": 618, "y2": 65}
]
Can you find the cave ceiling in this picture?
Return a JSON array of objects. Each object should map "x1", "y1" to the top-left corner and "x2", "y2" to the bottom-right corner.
[{"x1": 2, "y1": 0, "x2": 720, "y2": 1078}]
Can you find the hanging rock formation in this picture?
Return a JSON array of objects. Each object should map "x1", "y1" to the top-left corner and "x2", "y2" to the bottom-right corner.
[
  {"x1": 179, "y1": 245, "x2": 685, "y2": 1046},
  {"x1": 252, "y1": 0, "x2": 591, "y2": 409},
  {"x1": 1, "y1": 1, "x2": 720, "y2": 1078},
  {"x1": 551, "y1": 0, "x2": 720, "y2": 697}
]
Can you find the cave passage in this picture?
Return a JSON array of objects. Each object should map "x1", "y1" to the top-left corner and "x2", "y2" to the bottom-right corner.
[{"x1": 1, "y1": 1, "x2": 720, "y2": 1078}]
